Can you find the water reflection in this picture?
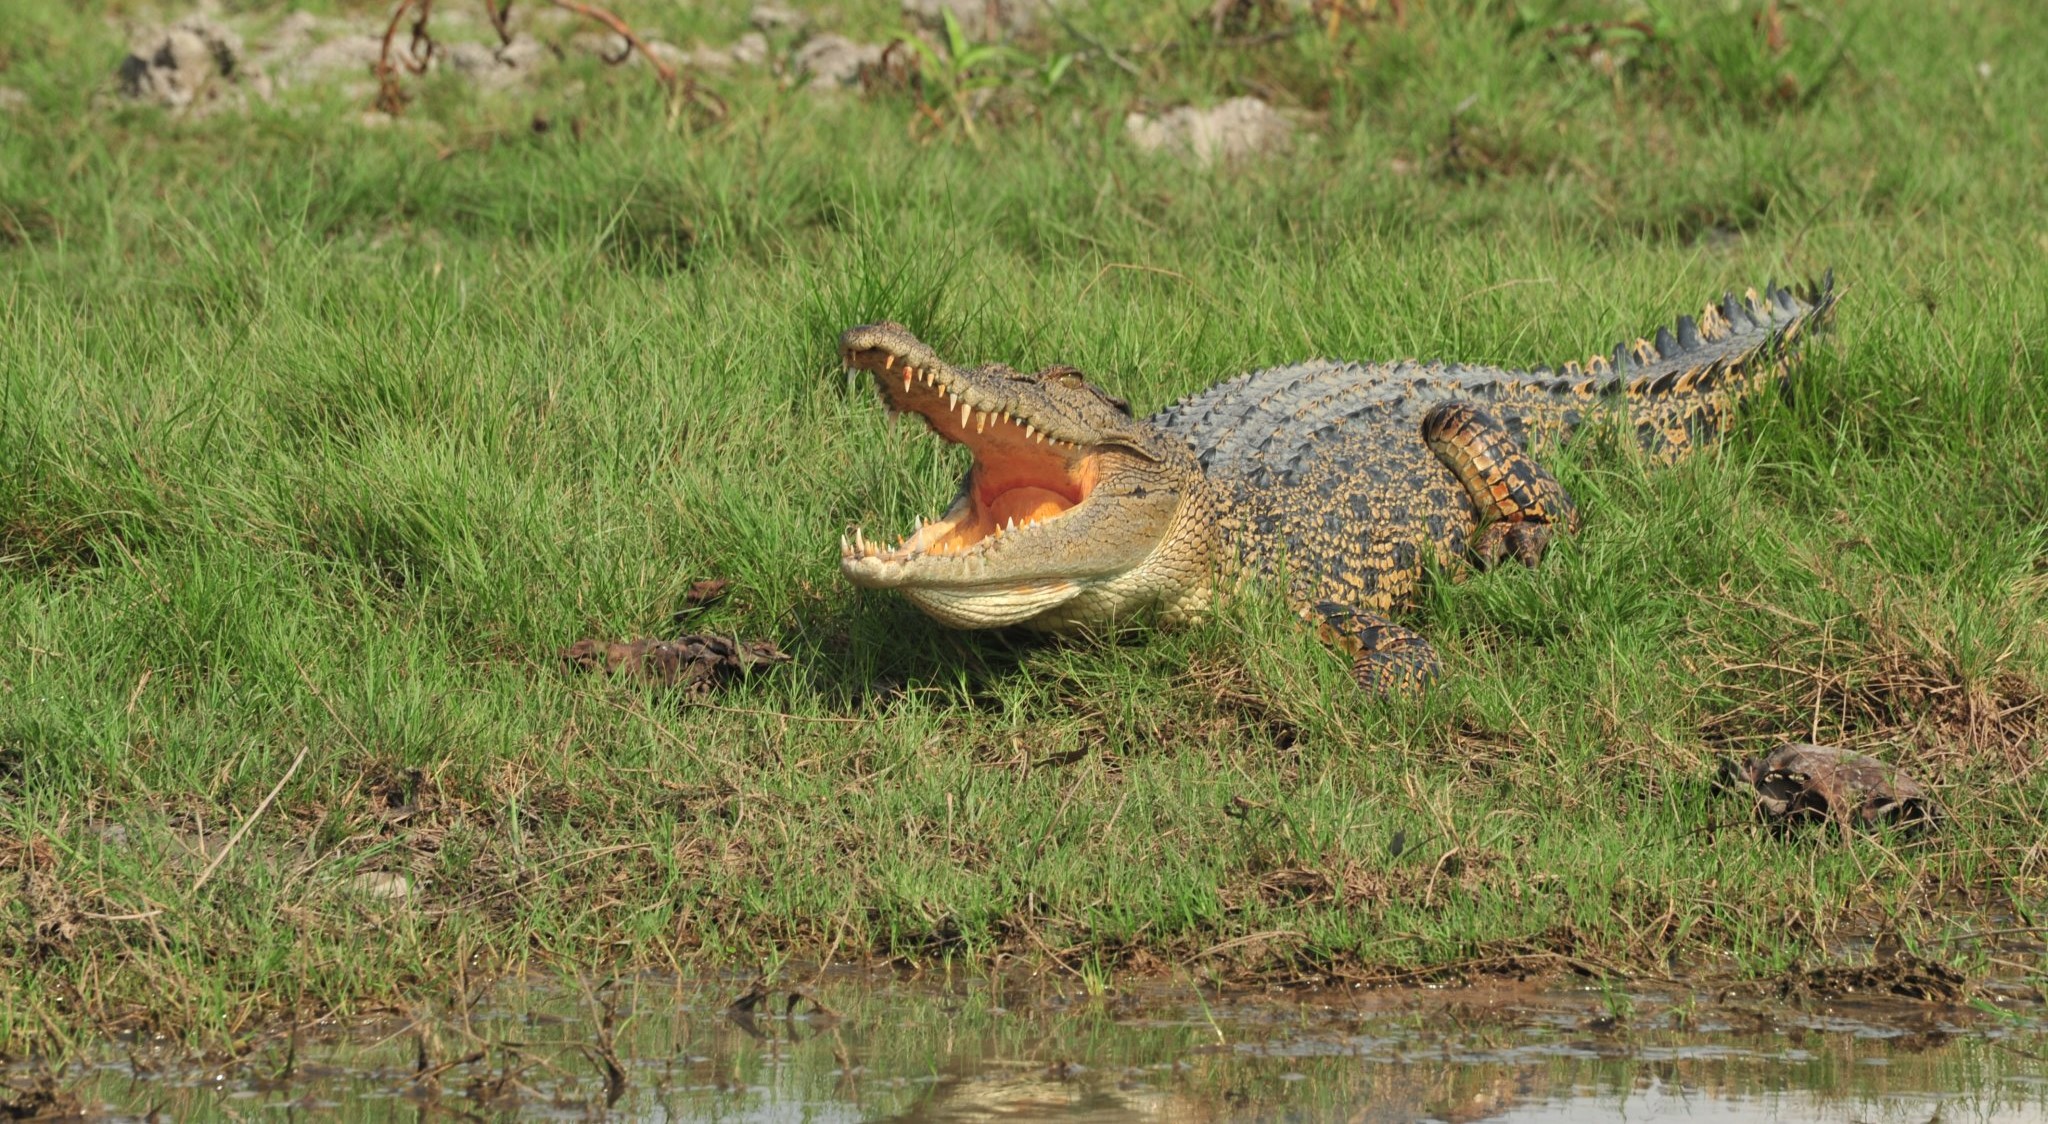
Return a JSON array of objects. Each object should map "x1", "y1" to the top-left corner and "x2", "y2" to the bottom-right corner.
[{"x1": 30, "y1": 972, "x2": 2048, "y2": 1121}]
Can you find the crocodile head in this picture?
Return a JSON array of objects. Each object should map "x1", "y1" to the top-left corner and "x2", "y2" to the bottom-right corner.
[{"x1": 837, "y1": 322, "x2": 1208, "y2": 630}]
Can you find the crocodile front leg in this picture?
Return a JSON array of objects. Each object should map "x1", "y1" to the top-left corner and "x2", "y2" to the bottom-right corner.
[
  {"x1": 1310, "y1": 599, "x2": 1441, "y2": 695},
  {"x1": 1421, "y1": 401, "x2": 1582, "y2": 569}
]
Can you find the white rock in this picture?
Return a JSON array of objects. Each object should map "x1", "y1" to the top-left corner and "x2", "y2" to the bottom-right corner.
[
  {"x1": 446, "y1": 35, "x2": 550, "y2": 90},
  {"x1": 569, "y1": 30, "x2": 636, "y2": 64},
  {"x1": 749, "y1": 2, "x2": 807, "y2": 33},
  {"x1": 902, "y1": 0, "x2": 1040, "y2": 38},
  {"x1": 444, "y1": 40, "x2": 499, "y2": 74},
  {"x1": 498, "y1": 35, "x2": 551, "y2": 72},
  {"x1": 646, "y1": 41, "x2": 689, "y2": 71},
  {"x1": 117, "y1": 16, "x2": 247, "y2": 110},
  {"x1": 287, "y1": 34, "x2": 393, "y2": 83},
  {"x1": 728, "y1": 32, "x2": 772, "y2": 68},
  {"x1": 792, "y1": 33, "x2": 881, "y2": 89},
  {"x1": 265, "y1": 10, "x2": 321, "y2": 59},
  {"x1": 571, "y1": 34, "x2": 706, "y2": 75},
  {"x1": 1125, "y1": 97, "x2": 1294, "y2": 167}
]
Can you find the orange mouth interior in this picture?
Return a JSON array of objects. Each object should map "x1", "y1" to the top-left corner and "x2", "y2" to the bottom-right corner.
[{"x1": 847, "y1": 348, "x2": 1094, "y2": 557}]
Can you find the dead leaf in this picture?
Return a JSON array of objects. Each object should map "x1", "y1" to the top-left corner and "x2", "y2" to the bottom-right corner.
[
  {"x1": 1736, "y1": 743, "x2": 1939, "y2": 832},
  {"x1": 560, "y1": 633, "x2": 789, "y2": 693},
  {"x1": 684, "y1": 578, "x2": 730, "y2": 606}
]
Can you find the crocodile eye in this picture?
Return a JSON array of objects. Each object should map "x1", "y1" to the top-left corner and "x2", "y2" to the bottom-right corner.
[{"x1": 1041, "y1": 366, "x2": 1131, "y2": 414}]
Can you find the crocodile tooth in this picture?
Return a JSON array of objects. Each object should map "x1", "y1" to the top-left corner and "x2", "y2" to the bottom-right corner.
[
  {"x1": 883, "y1": 355, "x2": 896, "y2": 371},
  {"x1": 1007, "y1": 517, "x2": 1016, "y2": 531},
  {"x1": 902, "y1": 369, "x2": 913, "y2": 393},
  {"x1": 975, "y1": 410, "x2": 987, "y2": 434},
  {"x1": 1023, "y1": 424, "x2": 1035, "y2": 440},
  {"x1": 960, "y1": 401, "x2": 973, "y2": 427},
  {"x1": 840, "y1": 534, "x2": 850, "y2": 557}
]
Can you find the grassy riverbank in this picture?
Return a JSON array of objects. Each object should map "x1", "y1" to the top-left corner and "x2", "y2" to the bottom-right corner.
[{"x1": 2, "y1": 0, "x2": 2044, "y2": 1050}]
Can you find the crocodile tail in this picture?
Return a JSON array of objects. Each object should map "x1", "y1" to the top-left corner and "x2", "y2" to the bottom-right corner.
[{"x1": 1544, "y1": 272, "x2": 1839, "y2": 464}]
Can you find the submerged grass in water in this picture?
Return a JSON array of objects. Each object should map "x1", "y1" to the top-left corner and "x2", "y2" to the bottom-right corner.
[{"x1": 1, "y1": 0, "x2": 2046, "y2": 1049}]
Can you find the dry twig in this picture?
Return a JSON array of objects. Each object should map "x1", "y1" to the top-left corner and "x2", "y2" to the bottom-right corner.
[
  {"x1": 373, "y1": 0, "x2": 726, "y2": 121},
  {"x1": 189, "y1": 745, "x2": 311, "y2": 895}
]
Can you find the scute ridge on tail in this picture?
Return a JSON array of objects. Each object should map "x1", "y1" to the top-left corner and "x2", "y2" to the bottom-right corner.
[{"x1": 1579, "y1": 272, "x2": 1837, "y2": 462}]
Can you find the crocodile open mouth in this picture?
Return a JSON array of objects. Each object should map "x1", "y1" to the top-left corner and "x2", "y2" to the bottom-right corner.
[{"x1": 839, "y1": 345, "x2": 1094, "y2": 569}]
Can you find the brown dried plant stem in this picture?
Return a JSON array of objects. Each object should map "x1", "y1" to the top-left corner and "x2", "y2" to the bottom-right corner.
[
  {"x1": 481, "y1": 0, "x2": 515, "y2": 46},
  {"x1": 188, "y1": 746, "x2": 311, "y2": 896},
  {"x1": 544, "y1": 0, "x2": 725, "y2": 119},
  {"x1": 375, "y1": 0, "x2": 724, "y2": 120},
  {"x1": 375, "y1": 0, "x2": 435, "y2": 114},
  {"x1": 548, "y1": 0, "x2": 674, "y2": 87}
]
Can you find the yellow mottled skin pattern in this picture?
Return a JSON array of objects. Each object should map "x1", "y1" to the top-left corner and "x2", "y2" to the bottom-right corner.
[{"x1": 838, "y1": 275, "x2": 1838, "y2": 693}]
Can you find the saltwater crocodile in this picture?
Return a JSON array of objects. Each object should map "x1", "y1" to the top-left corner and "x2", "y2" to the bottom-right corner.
[{"x1": 836, "y1": 275, "x2": 1838, "y2": 692}]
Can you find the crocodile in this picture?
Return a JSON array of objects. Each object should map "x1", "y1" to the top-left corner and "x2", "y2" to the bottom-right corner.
[{"x1": 835, "y1": 274, "x2": 1838, "y2": 692}]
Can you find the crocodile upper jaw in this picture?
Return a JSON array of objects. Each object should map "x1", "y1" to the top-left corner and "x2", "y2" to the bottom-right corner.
[{"x1": 835, "y1": 323, "x2": 1199, "y2": 629}]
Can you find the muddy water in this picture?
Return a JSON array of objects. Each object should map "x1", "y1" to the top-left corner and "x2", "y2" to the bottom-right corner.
[{"x1": 32, "y1": 971, "x2": 2048, "y2": 1121}]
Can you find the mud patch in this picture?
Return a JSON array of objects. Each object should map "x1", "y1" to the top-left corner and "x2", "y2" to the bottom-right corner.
[
  {"x1": 1780, "y1": 953, "x2": 1972, "y2": 1003},
  {"x1": 0, "y1": 1073, "x2": 84, "y2": 1121}
]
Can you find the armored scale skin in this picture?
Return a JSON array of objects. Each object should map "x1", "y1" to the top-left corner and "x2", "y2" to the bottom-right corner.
[{"x1": 836, "y1": 274, "x2": 1838, "y2": 692}]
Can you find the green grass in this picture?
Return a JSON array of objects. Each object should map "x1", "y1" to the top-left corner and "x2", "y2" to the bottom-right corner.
[{"x1": 2, "y1": 0, "x2": 2045, "y2": 1051}]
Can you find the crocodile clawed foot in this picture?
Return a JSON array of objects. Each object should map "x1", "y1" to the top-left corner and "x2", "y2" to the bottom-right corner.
[
  {"x1": 1423, "y1": 400, "x2": 1580, "y2": 574},
  {"x1": 1313, "y1": 600, "x2": 1441, "y2": 696},
  {"x1": 1470, "y1": 518, "x2": 1561, "y2": 570}
]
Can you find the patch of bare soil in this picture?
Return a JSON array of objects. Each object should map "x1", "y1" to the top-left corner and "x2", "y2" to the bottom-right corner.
[
  {"x1": 1779, "y1": 953, "x2": 1971, "y2": 1003},
  {"x1": 0, "y1": 1072, "x2": 85, "y2": 1121}
]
